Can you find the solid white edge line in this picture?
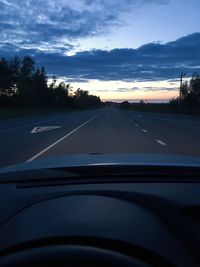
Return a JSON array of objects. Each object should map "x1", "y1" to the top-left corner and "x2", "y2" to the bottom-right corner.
[
  {"x1": 26, "y1": 114, "x2": 99, "y2": 162},
  {"x1": 156, "y1": 139, "x2": 167, "y2": 146}
]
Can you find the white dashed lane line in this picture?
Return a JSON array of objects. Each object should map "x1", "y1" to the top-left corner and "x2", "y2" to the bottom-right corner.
[
  {"x1": 156, "y1": 139, "x2": 167, "y2": 146},
  {"x1": 142, "y1": 129, "x2": 148, "y2": 133},
  {"x1": 123, "y1": 115, "x2": 133, "y2": 123}
]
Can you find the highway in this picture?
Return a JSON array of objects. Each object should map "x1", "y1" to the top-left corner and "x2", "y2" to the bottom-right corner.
[{"x1": 0, "y1": 105, "x2": 200, "y2": 168}]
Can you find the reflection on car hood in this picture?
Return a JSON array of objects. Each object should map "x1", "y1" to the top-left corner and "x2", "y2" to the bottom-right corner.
[{"x1": 1, "y1": 153, "x2": 200, "y2": 173}]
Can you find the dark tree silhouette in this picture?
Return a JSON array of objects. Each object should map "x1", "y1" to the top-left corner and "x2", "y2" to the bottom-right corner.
[
  {"x1": 171, "y1": 73, "x2": 200, "y2": 113},
  {"x1": 0, "y1": 58, "x2": 13, "y2": 95},
  {"x1": 0, "y1": 56, "x2": 102, "y2": 109},
  {"x1": 32, "y1": 67, "x2": 48, "y2": 106},
  {"x1": 190, "y1": 74, "x2": 200, "y2": 98},
  {"x1": 18, "y1": 56, "x2": 35, "y2": 106}
]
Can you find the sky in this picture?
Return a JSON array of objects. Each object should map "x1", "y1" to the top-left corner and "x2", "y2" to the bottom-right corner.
[{"x1": 0, "y1": 0, "x2": 200, "y2": 102}]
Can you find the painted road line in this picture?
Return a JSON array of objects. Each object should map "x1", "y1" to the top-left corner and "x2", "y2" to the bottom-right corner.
[
  {"x1": 122, "y1": 114, "x2": 133, "y2": 123},
  {"x1": 142, "y1": 129, "x2": 148, "y2": 133},
  {"x1": 0, "y1": 119, "x2": 54, "y2": 134},
  {"x1": 31, "y1": 126, "x2": 62, "y2": 134},
  {"x1": 156, "y1": 139, "x2": 167, "y2": 146},
  {"x1": 26, "y1": 114, "x2": 99, "y2": 162},
  {"x1": 124, "y1": 115, "x2": 133, "y2": 123},
  {"x1": 134, "y1": 124, "x2": 139, "y2": 127},
  {"x1": 124, "y1": 117, "x2": 133, "y2": 123}
]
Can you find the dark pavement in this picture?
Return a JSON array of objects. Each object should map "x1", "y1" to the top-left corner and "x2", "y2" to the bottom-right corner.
[{"x1": 1, "y1": 105, "x2": 200, "y2": 167}]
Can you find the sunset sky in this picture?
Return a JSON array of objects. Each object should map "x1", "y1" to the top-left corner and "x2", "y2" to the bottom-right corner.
[{"x1": 0, "y1": 0, "x2": 200, "y2": 102}]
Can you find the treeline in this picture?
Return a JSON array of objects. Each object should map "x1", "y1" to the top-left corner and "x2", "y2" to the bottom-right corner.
[
  {"x1": 118, "y1": 100, "x2": 175, "y2": 113},
  {"x1": 170, "y1": 74, "x2": 200, "y2": 113},
  {"x1": 118, "y1": 74, "x2": 200, "y2": 114},
  {"x1": 0, "y1": 56, "x2": 102, "y2": 109}
]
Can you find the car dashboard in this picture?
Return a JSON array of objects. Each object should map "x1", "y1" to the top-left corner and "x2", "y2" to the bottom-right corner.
[{"x1": 0, "y1": 177, "x2": 200, "y2": 267}]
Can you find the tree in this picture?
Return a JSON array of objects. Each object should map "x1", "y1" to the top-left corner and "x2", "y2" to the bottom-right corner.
[
  {"x1": 49, "y1": 76, "x2": 57, "y2": 90},
  {"x1": 139, "y1": 100, "x2": 145, "y2": 107},
  {"x1": 0, "y1": 56, "x2": 103, "y2": 109},
  {"x1": 9, "y1": 57, "x2": 20, "y2": 83},
  {"x1": 73, "y1": 88, "x2": 101, "y2": 108},
  {"x1": 0, "y1": 58, "x2": 13, "y2": 95},
  {"x1": 0, "y1": 57, "x2": 20, "y2": 106},
  {"x1": 17, "y1": 56, "x2": 35, "y2": 106},
  {"x1": 181, "y1": 81, "x2": 189, "y2": 97},
  {"x1": 190, "y1": 74, "x2": 200, "y2": 99},
  {"x1": 180, "y1": 73, "x2": 200, "y2": 112},
  {"x1": 51, "y1": 82, "x2": 70, "y2": 106},
  {"x1": 119, "y1": 101, "x2": 130, "y2": 109},
  {"x1": 182, "y1": 93, "x2": 199, "y2": 110},
  {"x1": 74, "y1": 88, "x2": 89, "y2": 99},
  {"x1": 32, "y1": 67, "x2": 49, "y2": 106}
]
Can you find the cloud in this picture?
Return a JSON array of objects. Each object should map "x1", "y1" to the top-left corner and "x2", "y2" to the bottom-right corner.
[
  {"x1": 66, "y1": 78, "x2": 89, "y2": 83},
  {"x1": 115, "y1": 87, "x2": 140, "y2": 92},
  {"x1": 94, "y1": 89, "x2": 110, "y2": 93},
  {"x1": 143, "y1": 87, "x2": 177, "y2": 92},
  {"x1": 0, "y1": 32, "x2": 200, "y2": 82},
  {"x1": 115, "y1": 86, "x2": 178, "y2": 93},
  {"x1": 43, "y1": 32, "x2": 200, "y2": 81},
  {"x1": 0, "y1": 0, "x2": 167, "y2": 53}
]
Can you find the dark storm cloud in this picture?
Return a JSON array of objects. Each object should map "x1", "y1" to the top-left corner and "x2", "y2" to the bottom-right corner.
[
  {"x1": 0, "y1": 31, "x2": 200, "y2": 82},
  {"x1": 31, "y1": 32, "x2": 200, "y2": 81}
]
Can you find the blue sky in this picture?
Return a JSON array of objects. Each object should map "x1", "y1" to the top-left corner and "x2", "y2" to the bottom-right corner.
[{"x1": 0, "y1": 0, "x2": 200, "y2": 101}]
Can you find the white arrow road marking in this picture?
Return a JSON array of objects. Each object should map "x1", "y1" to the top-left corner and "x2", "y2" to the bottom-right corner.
[
  {"x1": 31, "y1": 126, "x2": 62, "y2": 134},
  {"x1": 27, "y1": 114, "x2": 98, "y2": 162}
]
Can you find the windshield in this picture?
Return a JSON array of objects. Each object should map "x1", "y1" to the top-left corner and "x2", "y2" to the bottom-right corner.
[{"x1": 0, "y1": 0, "x2": 200, "y2": 170}]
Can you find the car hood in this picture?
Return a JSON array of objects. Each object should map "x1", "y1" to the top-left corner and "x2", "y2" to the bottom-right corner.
[{"x1": 1, "y1": 153, "x2": 200, "y2": 174}]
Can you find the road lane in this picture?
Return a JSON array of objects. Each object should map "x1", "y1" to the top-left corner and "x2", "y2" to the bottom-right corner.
[
  {"x1": 0, "y1": 106, "x2": 200, "y2": 168},
  {"x1": 26, "y1": 113, "x2": 99, "y2": 162},
  {"x1": 123, "y1": 109, "x2": 200, "y2": 156},
  {"x1": 0, "y1": 108, "x2": 101, "y2": 167},
  {"x1": 30, "y1": 106, "x2": 167, "y2": 160}
]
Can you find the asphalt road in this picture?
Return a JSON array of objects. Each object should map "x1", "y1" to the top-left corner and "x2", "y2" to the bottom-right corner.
[{"x1": 0, "y1": 105, "x2": 200, "y2": 168}]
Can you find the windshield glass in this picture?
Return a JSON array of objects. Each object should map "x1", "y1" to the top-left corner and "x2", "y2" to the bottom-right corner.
[{"x1": 0, "y1": 0, "x2": 200, "y2": 169}]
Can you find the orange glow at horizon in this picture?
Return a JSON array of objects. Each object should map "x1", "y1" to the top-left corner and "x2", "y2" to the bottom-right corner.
[
  {"x1": 97, "y1": 90, "x2": 179, "y2": 102},
  {"x1": 52, "y1": 78, "x2": 180, "y2": 102}
]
